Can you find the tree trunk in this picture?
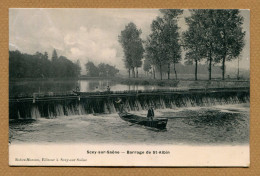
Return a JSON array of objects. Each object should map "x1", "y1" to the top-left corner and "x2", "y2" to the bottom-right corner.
[
  {"x1": 195, "y1": 60, "x2": 198, "y2": 81},
  {"x1": 237, "y1": 57, "x2": 240, "y2": 80},
  {"x1": 136, "y1": 67, "x2": 138, "y2": 78},
  {"x1": 128, "y1": 68, "x2": 130, "y2": 78},
  {"x1": 173, "y1": 63, "x2": 177, "y2": 80},
  {"x1": 208, "y1": 49, "x2": 212, "y2": 81},
  {"x1": 167, "y1": 63, "x2": 170, "y2": 80},
  {"x1": 222, "y1": 30, "x2": 227, "y2": 80},
  {"x1": 153, "y1": 66, "x2": 156, "y2": 79},
  {"x1": 209, "y1": 58, "x2": 212, "y2": 80},
  {"x1": 159, "y1": 64, "x2": 162, "y2": 80},
  {"x1": 222, "y1": 56, "x2": 225, "y2": 80},
  {"x1": 132, "y1": 67, "x2": 135, "y2": 78}
]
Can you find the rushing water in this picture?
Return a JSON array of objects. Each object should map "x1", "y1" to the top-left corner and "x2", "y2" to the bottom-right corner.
[
  {"x1": 9, "y1": 79, "x2": 250, "y2": 145},
  {"x1": 9, "y1": 103, "x2": 249, "y2": 145}
]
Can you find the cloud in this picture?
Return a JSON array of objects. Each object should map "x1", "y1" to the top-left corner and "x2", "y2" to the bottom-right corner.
[
  {"x1": 9, "y1": 9, "x2": 160, "y2": 72},
  {"x1": 70, "y1": 47, "x2": 83, "y2": 57},
  {"x1": 62, "y1": 25, "x2": 121, "y2": 68},
  {"x1": 9, "y1": 8, "x2": 250, "y2": 72}
]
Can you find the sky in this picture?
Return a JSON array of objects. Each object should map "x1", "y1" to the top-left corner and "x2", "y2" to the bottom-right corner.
[{"x1": 9, "y1": 9, "x2": 250, "y2": 74}]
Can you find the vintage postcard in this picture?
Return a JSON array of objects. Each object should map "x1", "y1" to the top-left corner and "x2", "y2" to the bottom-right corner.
[{"x1": 8, "y1": 8, "x2": 250, "y2": 166}]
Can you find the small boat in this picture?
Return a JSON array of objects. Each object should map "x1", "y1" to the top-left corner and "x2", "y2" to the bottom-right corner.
[{"x1": 118, "y1": 112, "x2": 168, "y2": 130}]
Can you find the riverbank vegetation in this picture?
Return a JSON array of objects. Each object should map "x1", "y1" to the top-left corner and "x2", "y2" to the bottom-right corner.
[
  {"x1": 85, "y1": 61, "x2": 119, "y2": 77},
  {"x1": 115, "y1": 77, "x2": 249, "y2": 88},
  {"x1": 9, "y1": 49, "x2": 81, "y2": 78}
]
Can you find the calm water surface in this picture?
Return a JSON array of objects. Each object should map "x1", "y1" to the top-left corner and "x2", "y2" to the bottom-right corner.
[
  {"x1": 10, "y1": 79, "x2": 175, "y2": 97},
  {"x1": 9, "y1": 103, "x2": 249, "y2": 145}
]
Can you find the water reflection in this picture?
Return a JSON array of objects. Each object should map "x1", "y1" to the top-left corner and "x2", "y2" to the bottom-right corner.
[
  {"x1": 79, "y1": 80, "x2": 172, "y2": 92},
  {"x1": 10, "y1": 79, "x2": 175, "y2": 97},
  {"x1": 10, "y1": 79, "x2": 78, "y2": 97}
]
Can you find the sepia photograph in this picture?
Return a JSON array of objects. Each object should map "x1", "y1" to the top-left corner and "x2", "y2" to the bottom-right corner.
[{"x1": 8, "y1": 8, "x2": 250, "y2": 166}]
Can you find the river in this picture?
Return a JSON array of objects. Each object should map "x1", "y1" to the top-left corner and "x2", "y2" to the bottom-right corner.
[
  {"x1": 9, "y1": 103, "x2": 249, "y2": 145},
  {"x1": 9, "y1": 79, "x2": 249, "y2": 97},
  {"x1": 9, "y1": 79, "x2": 175, "y2": 97}
]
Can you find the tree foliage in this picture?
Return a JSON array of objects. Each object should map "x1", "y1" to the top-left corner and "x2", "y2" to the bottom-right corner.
[
  {"x1": 85, "y1": 61, "x2": 119, "y2": 77},
  {"x1": 51, "y1": 49, "x2": 58, "y2": 61},
  {"x1": 118, "y1": 22, "x2": 144, "y2": 78},
  {"x1": 145, "y1": 17, "x2": 167, "y2": 80},
  {"x1": 85, "y1": 61, "x2": 99, "y2": 77},
  {"x1": 98, "y1": 63, "x2": 119, "y2": 77},
  {"x1": 183, "y1": 10, "x2": 207, "y2": 80},
  {"x1": 9, "y1": 49, "x2": 81, "y2": 78},
  {"x1": 159, "y1": 9, "x2": 183, "y2": 19},
  {"x1": 145, "y1": 10, "x2": 183, "y2": 80},
  {"x1": 183, "y1": 9, "x2": 245, "y2": 80},
  {"x1": 212, "y1": 10, "x2": 245, "y2": 80},
  {"x1": 143, "y1": 58, "x2": 152, "y2": 73}
]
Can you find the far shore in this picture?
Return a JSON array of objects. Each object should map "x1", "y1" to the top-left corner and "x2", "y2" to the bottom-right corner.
[
  {"x1": 9, "y1": 75, "x2": 249, "y2": 90},
  {"x1": 10, "y1": 74, "x2": 250, "y2": 82}
]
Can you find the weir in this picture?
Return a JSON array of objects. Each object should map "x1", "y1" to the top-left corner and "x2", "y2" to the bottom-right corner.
[{"x1": 9, "y1": 87, "x2": 250, "y2": 119}]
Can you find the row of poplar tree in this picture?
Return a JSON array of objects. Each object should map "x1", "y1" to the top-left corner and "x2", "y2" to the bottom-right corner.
[{"x1": 118, "y1": 9, "x2": 245, "y2": 80}]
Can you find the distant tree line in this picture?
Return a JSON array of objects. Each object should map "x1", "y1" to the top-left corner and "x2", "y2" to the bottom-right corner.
[
  {"x1": 9, "y1": 49, "x2": 81, "y2": 78},
  {"x1": 119, "y1": 9, "x2": 245, "y2": 80},
  {"x1": 85, "y1": 61, "x2": 119, "y2": 77}
]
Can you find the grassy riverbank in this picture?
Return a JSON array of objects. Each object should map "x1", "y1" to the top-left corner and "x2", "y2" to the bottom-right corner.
[
  {"x1": 112, "y1": 77, "x2": 249, "y2": 88},
  {"x1": 10, "y1": 75, "x2": 250, "y2": 89}
]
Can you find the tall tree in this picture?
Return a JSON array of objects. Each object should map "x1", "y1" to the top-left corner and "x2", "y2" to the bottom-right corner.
[
  {"x1": 146, "y1": 17, "x2": 168, "y2": 80},
  {"x1": 183, "y1": 10, "x2": 207, "y2": 80},
  {"x1": 51, "y1": 49, "x2": 58, "y2": 61},
  {"x1": 75, "y1": 59, "x2": 81, "y2": 77},
  {"x1": 145, "y1": 10, "x2": 182, "y2": 80},
  {"x1": 200, "y1": 10, "x2": 217, "y2": 80},
  {"x1": 143, "y1": 58, "x2": 152, "y2": 77},
  {"x1": 50, "y1": 49, "x2": 59, "y2": 77},
  {"x1": 160, "y1": 9, "x2": 183, "y2": 80},
  {"x1": 118, "y1": 22, "x2": 144, "y2": 78},
  {"x1": 43, "y1": 52, "x2": 48, "y2": 60},
  {"x1": 159, "y1": 9, "x2": 183, "y2": 19},
  {"x1": 184, "y1": 10, "x2": 245, "y2": 80},
  {"x1": 134, "y1": 58, "x2": 142, "y2": 78},
  {"x1": 145, "y1": 41, "x2": 157, "y2": 79},
  {"x1": 213, "y1": 10, "x2": 245, "y2": 80},
  {"x1": 184, "y1": 10, "x2": 218, "y2": 80}
]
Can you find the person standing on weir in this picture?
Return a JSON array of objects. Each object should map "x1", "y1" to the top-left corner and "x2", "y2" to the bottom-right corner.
[
  {"x1": 147, "y1": 106, "x2": 154, "y2": 121},
  {"x1": 115, "y1": 97, "x2": 125, "y2": 113}
]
